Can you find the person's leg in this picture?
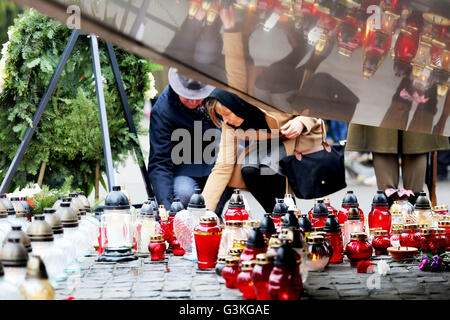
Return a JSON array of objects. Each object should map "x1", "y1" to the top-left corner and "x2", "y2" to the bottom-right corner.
[
  {"x1": 173, "y1": 176, "x2": 199, "y2": 208},
  {"x1": 241, "y1": 166, "x2": 286, "y2": 213},
  {"x1": 401, "y1": 153, "x2": 427, "y2": 193},
  {"x1": 372, "y1": 153, "x2": 400, "y2": 190}
]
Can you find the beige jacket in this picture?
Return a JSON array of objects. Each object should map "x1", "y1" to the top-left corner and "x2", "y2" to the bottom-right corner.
[{"x1": 202, "y1": 110, "x2": 322, "y2": 211}]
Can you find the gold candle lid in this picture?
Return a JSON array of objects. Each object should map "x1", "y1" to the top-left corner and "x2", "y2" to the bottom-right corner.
[
  {"x1": 225, "y1": 256, "x2": 239, "y2": 266},
  {"x1": 217, "y1": 256, "x2": 226, "y2": 264},
  {"x1": 436, "y1": 228, "x2": 446, "y2": 235},
  {"x1": 150, "y1": 235, "x2": 164, "y2": 242},
  {"x1": 350, "y1": 232, "x2": 367, "y2": 241},
  {"x1": 226, "y1": 220, "x2": 243, "y2": 228},
  {"x1": 307, "y1": 235, "x2": 324, "y2": 244},
  {"x1": 434, "y1": 205, "x2": 448, "y2": 211},
  {"x1": 268, "y1": 234, "x2": 281, "y2": 248},
  {"x1": 232, "y1": 239, "x2": 246, "y2": 248},
  {"x1": 256, "y1": 253, "x2": 274, "y2": 265},
  {"x1": 418, "y1": 223, "x2": 428, "y2": 229},
  {"x1": 374, "y1": 230, "x2": 389, "y2": 236},
  {"x1": 228, "y1": 248, "x2": 244, "y2": 257},
  {"x1": 312, "y1": 227, "x2": 325, "y2": 232},
  {"x1": 421, "y1": 228, "x2": 435, "y2": 235},
  {"x1": 310, "y1": 231, "x2": 327, "y2": 238},
  {"x1": 240, "y1": 260, "x2": 256, "y2": 271},
  {"x1": 200, "y1": 215, "x2": 217, "y2": 224},
  {"x1": 438, "y1": 220, "x2": 450, "y2": 227},
  {"x1": 404, "y1": 223, "x2": 419, "y2": 230}
]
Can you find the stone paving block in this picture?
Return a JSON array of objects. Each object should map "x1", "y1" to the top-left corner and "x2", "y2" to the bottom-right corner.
[
  {"x1": 192, "y1": 284, "x2": 221, "y2": 292},
  {"x1": 428, "y1": 293, "x2": 450, "y2": 300},
  {"x1": 399, "y1": 294, "x2": 429, "y2": 300},
  {"x1": 163, "y1": 282, "x2": 192, "y2": 292},
  {"x1": 334, "y1": 283, "x2": 365, "y2": 291},
  {"x1": 103, "y1": 282, "x2": 133, "y2": 290},
  {"x1": 368, "y1": 294, "x2": 402, "y2": 300},
  {"x1": 338, "y1": 289, "x2": 369, "y2": 297},
  {"x1": 417, "y1": 276, "x2": 447, "y2": 283},
  {"x1": 192, "y1": 290, "x2": 221, "y2": 298},
  {"x1": 161, "y1": 291, "x2": 191, "y2": 299},
  {"x1": 424, "y1": 283, "x2": 449, "y2": 294},
  {"x1": 331, "y1": 278, "x2": 361, "y2": 285},
  {"x1": 133, "y1": 282, "x2": 164, "y2": 291},
  {"x1": 396, "y1": 284, "x2": 426, "y2": 295},
  {"x1": 72, "y1": 289, "x2": 103, "y2": 300},
  {"x1": 131, "y1": 290, "x2": 161, "y2": 298},
  {"x1": 102, "y1": 290, "x2": 132, "y2": 299},
  {"x1": 80, "y1": 280, "x2": 107, "y2": 288},
  {"x1": 308, "y1": 290, "x2": 339, "y2": 299}
]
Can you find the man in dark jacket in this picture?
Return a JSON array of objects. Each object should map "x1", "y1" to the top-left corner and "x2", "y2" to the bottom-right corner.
[{"x1": 148, "y1": 68, "x2": 230, "y2": 214}]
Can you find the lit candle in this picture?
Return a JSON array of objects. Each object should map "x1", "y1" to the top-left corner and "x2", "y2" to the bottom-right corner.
[{"x1": 106, "y1": 214, "x2": 124, "y2": 248}]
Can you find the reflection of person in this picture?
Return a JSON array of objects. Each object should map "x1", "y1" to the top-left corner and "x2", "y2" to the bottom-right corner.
[
  {"x1": 148, "y1": 68, "x2": 229, "y2": 214},
  {"x1": 164, "y1": 5, "x2": 226, "y2": 84},
  {"x1": 201, "y1": 88, "x2": 322, "y2": 213},
  {"x1": 346, "y1": 122, "x2": 449, "y2": 203},
  {"x1": 379, "y1": 77, "x2": 439, "y2": 132}
]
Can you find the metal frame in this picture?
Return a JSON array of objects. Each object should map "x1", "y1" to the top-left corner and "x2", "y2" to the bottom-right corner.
[{"x1": 0, "y1": 29, "x2": 154, "y2": 198}]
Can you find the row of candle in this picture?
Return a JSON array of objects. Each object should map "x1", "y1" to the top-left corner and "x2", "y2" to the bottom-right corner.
[{"x1": 0, "y1": 191, "x2": 99, "y2": 299}]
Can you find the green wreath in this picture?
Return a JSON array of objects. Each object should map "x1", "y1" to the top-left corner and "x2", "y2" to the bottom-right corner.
[{"x1": 0, "y1": 9, "x2": 162, "y2": 196}]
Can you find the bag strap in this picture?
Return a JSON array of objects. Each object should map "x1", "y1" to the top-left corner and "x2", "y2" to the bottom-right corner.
[{"x1": 294, "y1": 119, "x2": 330, "y2": 161}]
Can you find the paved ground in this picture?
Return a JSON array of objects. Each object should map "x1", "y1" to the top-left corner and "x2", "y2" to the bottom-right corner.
[
  {"x1": 52, "y1": 251, "x2": 450, "y2": 300},
  {"x1": 74, "y1": 117, "x2": 449, "y2": 300}
]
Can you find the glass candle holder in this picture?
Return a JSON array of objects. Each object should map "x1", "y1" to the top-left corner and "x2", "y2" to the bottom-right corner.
[
  {"x1": 345, "y1": 233, "x2": 373, "y2": 266},
  {"x1": 149, "y1": 235, "x2": 166, "y2": 261},
  {"x1": 372, "y1": 230, "x2": 391, "y2": 255},
  {"x1": 420, "y1": 228, "x2": 439, "y2": 254},
  {"x1": 310, "y1": 200, "x2": 329, "y2": 228},
  {"x1": 9, "y1": 198, "x2": 30, "y2": 231},
  {"x1": 414, "y1": 192, "x2": 435, "y2": 227},
  {"x1": 171, "y1": 236, "x2": 186, "y2": 256},
  {"x1": 433, "y1": 205, "x2": 448, "y2": 226},
  {"x1": 0, "y1": 237, "x2": 29, "y2": 287},
  {"x1": 390, "y1": 207, "x2": 405, "y2": 226},
  {"x1": 218, "y1": 221, "x2": 247, "y2": 257},
  {"x1": 222, "y1": 256, "x2": 240, "y2": 289},
  {"x1": 215, "y1": 256, "x2": 226, "y2": 277},
  {"x1": 272, "y1": 199, "x2": 289, "y2": 228},
  {"x1": 399, "y1": 223, "x2": 422, "y2": 249},
  {"x1": 19, "y1": 255, "x2": 55, "y2": 300},
  {"x1": 338, "y1": 190, "x2": 364, "y2": 229},
  {"x1": 310, "y1": 232, "x2": 332, "y2": 265},
  {"x1": 343, "y1": 208, "x2": 364, "y2": 247},
  {"x1": 397, "y1": 199, "x2": 414, "y2": 223},
  {"x1": 252, "y1": 253, "x2": 274, "y2": 300},
  {"x1": 268, "y1": 241, "x2": 302, "y2": 300},
  {"x1": 240, "y1": 227, "x2": 267, "y2": 263},
  {"x1": 390, "y1": 225, "x2": 403, "y2": 247},
  {"x1": 236, "y1": 260, "x2": 256, "y2": 300},
  {"x1": 436, "y1": 228, "x2": 447, "y2": 252},
  {"x1": 225, "y1": 189, "x2": 249, "y2": 221},
  {"x1": 438, "y1": 221, "x2": 450, "y2": 251},
  {"x1": 233, "y1": 239, "x2": 247, "y2": 249},
  {"x1": 324, "y1": 214, "x2": 344, "y2": 264},
  {"x1": 243, "y1": 220, "x2": 259, "y2": 238},
  {"x1": 0, "y1": 261, "x2": 22, "y2": 300},
  {"x1": 306, "y1": 236, "x2": 330, "y2": 271},
  {"x1": 194, "y1": 216, "x2": 222, "y2": 269},
  {"x1": 260, "y1": 214, "x2": 276, "y2": 243},
  {"x1": 135, "y1": 208, "x2": 161, "y2": 257},
  {"x1": 368, "y1": 191, "x2": 391, "y2": 236}
]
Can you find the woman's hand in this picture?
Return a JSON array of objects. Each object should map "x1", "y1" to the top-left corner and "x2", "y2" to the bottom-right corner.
[{"x1": 280, "y1": 118, "x2": 304, "y2": 140}]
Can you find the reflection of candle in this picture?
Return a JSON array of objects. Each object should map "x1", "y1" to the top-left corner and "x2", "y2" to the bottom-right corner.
[{"x1": 106, "y1": 215, "x2": 124, "y2": 248}]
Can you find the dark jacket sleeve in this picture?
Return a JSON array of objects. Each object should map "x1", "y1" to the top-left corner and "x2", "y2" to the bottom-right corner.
[{"x1": 148, "y1": 104, "x2": 174, "y2": 209}]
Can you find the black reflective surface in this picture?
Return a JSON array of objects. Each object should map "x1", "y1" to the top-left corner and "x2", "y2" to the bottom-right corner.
[{"x1": 13, "y1": 0, "x2": 450, "y2": 136}]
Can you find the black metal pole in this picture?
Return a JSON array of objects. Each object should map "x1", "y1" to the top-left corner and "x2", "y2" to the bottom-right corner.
[
  {"x1": 90, "y1": 34, "x2": 116, "y2": 191},
  {"x1": 105, "y1": 42, "x2": 154, "y2": 198},
  {"x1": 0, "y1": 29, "x2": 81, "y2": 193}
]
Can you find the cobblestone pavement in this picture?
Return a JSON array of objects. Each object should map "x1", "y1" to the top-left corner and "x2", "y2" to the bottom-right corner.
[{"x1": 53, "y1": 253, "x2": 450, "y2": 300}]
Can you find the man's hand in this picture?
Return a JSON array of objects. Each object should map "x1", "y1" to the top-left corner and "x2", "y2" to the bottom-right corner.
[{"x1": 280, "y1": 118, "x2": 304, "y2": 140}]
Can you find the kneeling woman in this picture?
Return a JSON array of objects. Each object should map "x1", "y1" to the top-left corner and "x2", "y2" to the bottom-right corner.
[{"x1": 202, "y1": 88, "x2": 323, "y2": 213}]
